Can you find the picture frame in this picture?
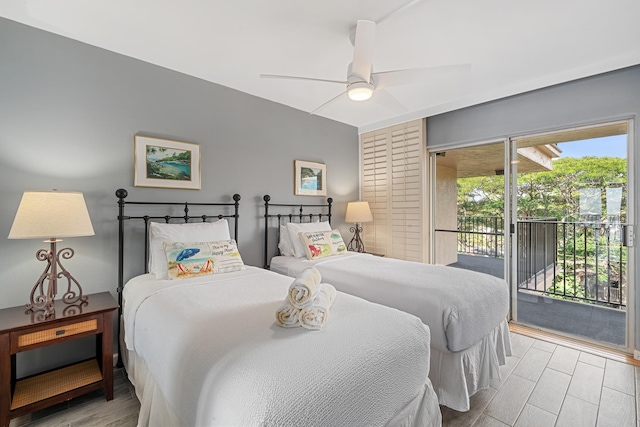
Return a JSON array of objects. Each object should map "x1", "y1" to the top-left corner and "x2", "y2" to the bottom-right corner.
[
  {"x1": 134, "y1": 135, "x2": 201, "y2": 190},
  {"x1": 294, "y1": 160, "x2": 327, "y2": 196}
]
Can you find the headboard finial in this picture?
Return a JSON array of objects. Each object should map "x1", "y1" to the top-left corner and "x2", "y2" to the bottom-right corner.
[
  {"x1": 116, "y1": 188, "x2": 128, "y2": 199},
  {"x1": 327, "y1": 197, "x2": 333, "y2": 204},
  {"x1": 233, "y1": 194, "x2": 241, "y2": 202},
  {"x1": 263, "y1": 194, "x2": 271, "y2": 202}
]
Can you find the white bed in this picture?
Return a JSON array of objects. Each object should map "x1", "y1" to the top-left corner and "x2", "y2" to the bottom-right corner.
[
  {"x1": 116, "y1": 191, "x2": 443, "y2": 426},
  {"x1": 262, "y1": 196, "x2": 512, "y2": 411},
  {"x1": 270, "y1": 252, "x2": 512, "y2": 412},
  {"x1": 122, "y1": 267, "x2": 442, "y2": 426}
]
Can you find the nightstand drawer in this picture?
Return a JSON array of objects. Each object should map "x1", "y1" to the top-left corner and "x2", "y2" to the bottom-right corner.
[
  {"x1": 18, "y1": 319, "x2": 98, "y2": 348},
  {"x1": 13, "y1": 318, "x2": 99, "y2": 351}
]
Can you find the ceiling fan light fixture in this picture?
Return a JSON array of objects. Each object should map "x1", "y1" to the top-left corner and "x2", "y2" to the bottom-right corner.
[{"x1": 347, "y1": 81, "x2": 374, "y2": 101}]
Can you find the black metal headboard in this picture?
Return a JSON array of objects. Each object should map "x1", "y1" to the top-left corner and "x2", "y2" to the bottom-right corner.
[
  {"x1": 262, "y1": 194, "x2": 332, "y2": 269},
  {"x1": 115, "y1": 188, "x2": 240, "y2": 365}
]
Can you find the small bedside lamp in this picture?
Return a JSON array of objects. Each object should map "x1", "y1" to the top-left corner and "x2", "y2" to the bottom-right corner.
[
  {"x1": 345, "y1": 201, "x2": 373, "y2": 253},
  {"x1": 8, "y1": 190, "x2": 95, "y2": 317}
]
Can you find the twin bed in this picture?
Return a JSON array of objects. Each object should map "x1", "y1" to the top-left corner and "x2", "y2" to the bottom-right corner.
[
  {"x1": 263, "y1": 195, "x2": 512, "y2": 412},
  {"x1": 116, "y1": 190, "x2": 442, "y2": 426}
]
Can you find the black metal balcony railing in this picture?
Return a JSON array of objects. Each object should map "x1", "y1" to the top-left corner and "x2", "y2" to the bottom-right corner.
[
  {"x1": 456, "y1": 216, "x2": 627, "y2": 308},
  {"x1": 457, "y1": 216, "x2": 504, "y2": 258}
]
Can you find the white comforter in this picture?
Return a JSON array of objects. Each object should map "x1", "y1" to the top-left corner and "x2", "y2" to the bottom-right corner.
[
  {"x1": 123, "y1": 267, "x2": 442, "y2": 426},
  {"x1": 271, "y1": 253, "x2": 510, "y2": 353}
]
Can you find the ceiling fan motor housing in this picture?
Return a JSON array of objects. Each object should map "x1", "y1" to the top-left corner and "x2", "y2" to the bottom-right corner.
[
  {"x1": 347, "y1": 63, "x2": 374, "y2": 101},
  {"x1": 347, "y1": 81, "x2": 374, "y2": 101}
]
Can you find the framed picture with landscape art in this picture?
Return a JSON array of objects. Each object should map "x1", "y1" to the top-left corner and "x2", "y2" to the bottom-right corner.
[
  {"x1": 134, "y1": 135, "x2": 201, "y2": 189},
  {"x1": 294, "y1": 160, "x2": 327, "y2": 196}
]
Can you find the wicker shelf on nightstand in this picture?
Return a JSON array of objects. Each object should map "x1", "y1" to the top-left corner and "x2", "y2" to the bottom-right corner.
[{"x1": 0, "y1": 292, "x2": 117, "y2": 427}]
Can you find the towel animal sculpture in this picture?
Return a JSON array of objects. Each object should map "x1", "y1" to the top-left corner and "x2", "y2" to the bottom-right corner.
[{"x1": 276, "y1": 267, "x2": 337, "y2": 330}]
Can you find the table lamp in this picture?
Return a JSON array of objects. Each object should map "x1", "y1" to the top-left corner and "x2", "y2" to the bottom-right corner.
[
  {"x1": 8, "y1": 190, "x2": 95, "y2": 317},
  {"x1": 345, "y1": 201, "x2": 373, "y2": 253}
]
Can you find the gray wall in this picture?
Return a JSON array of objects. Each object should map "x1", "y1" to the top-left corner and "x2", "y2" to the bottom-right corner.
[
  {"x1": 0, "y1": 18, "x2": 358, "y2": 375},
  {"x1": 426, "y1": 65, "x2": 640, "y2": 349}
]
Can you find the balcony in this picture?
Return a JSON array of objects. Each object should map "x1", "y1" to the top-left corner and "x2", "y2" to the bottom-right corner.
[{"x1": 449, "y1": 216, "x2": 627, "y2": 347}]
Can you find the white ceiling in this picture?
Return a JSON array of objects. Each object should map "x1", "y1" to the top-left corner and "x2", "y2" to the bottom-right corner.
[{"x1": 2, "y1": 0, "x2": 640, "y2": 133}]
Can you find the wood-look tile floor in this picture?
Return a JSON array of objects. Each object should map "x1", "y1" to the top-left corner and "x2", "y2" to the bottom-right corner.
[
  {"x1": 442, "y1": 332, "x2": 639, "y2": 427},
  {"x1": 9, "y1": 332, "x2": 639, "y2": 426}
]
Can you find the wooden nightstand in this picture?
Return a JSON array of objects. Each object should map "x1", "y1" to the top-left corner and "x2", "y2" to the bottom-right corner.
[{"x1": 0, "y1": 292, "x2": 117, "y2": 427}]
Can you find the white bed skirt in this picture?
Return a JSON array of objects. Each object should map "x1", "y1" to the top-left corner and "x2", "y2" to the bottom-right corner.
[
  {"x1": 125, "y1": 350, "x2": 181, "y2": 426},
  {"x1": 125, "y1": 349, "x2": 442, "y2": 427},
  {"x1": 121, "y1": 317, "x2": 180, "y2": 426},
  {"x1": 429, "y1": 319, "x2": 511, "y2": 412}
]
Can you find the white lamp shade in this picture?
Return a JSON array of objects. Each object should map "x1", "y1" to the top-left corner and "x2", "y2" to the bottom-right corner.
[
  {"x1": 8, "y1": 190, "x2": 95, "y2": 239},
  {"x1": 345, "y1": 201, "x2": 373, "y2": 223}
]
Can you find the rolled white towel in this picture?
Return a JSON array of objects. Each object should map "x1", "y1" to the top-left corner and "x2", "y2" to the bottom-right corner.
[
  {"x1": 288, "y1": 267, "x2": 322, "y2": 309},
  {"x1": 275, "y1": 301, "x2": 301, "y2": 328},
  {"x1": 299, "y1": 283, "x2": 337, "y2": 330}
]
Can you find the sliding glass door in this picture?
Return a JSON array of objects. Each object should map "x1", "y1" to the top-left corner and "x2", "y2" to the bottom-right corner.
[
  {"x1": 432, "y1": 120, "x2": 634, "y2": 351},
  {"x1": 509, "y1": 121, "x2": 633, "y2": 350}
]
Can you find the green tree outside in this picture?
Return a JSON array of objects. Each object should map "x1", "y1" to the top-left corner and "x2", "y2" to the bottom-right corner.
[
  {"x1": 458, "y1": 157, "x2": 626, "y2": 221},
  {"x1": 457, "y1": 156, "x2": 627, "y2": 306}
]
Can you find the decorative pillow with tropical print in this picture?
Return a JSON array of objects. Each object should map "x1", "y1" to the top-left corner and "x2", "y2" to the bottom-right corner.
[
  {"x1": 163, "y1": 239, "x2": 244, "y2": 279},
  {"x1": 299, "y1": 229, "x2": 347, "y2": 260}
]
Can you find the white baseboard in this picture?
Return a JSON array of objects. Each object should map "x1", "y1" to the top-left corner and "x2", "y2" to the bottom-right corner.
[{"x1": 633, "y1": 349, "x2": 640, "y2": 360}]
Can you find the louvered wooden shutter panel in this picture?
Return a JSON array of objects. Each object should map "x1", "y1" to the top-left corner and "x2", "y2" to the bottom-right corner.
[
  {"x1": 361, "y1": 129, "x2": 388, "y2": 255},
  {"x1": 360, "y1": 119, "x2": 427, "y2": 262},
  {"x1": 389, "y1": 121, "x2": 424, "y2": 261}
]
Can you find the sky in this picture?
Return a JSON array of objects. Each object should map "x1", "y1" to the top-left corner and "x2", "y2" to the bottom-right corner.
[
  {"x1": 146, "y1": 147, "x2": 185, "y2": 161},
  {"x1": 555, "y1": 134, "x2": 627, "y2": 158}
]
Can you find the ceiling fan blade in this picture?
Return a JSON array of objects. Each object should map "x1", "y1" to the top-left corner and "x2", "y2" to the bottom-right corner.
[
  {"x1": 373, "y1": 88, "x2": 408, "y2": 114},
  {"x1": 260, "y1": 74, "x2": 348, "y2": 85},
  {"x1": 311, "y1": 91, "x2": 348, "y2": 115},
  {"x1": 351, "y1": 20, "x2": 376, "y2": 82},
  {"x1": 373, "y1": 64, "x2": 471, "y2": 88},
  {"x1": 375, "y1": 0, "x2": 425, "y2": 25}
]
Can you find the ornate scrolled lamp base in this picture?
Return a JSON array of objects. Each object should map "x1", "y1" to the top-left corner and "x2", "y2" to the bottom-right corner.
[
  {"x1": 347, "y1": 224, "x2": 366, "y2": 253},
  {"x1": 27, "y1": 239, "x2": 88, "y2": 318}
]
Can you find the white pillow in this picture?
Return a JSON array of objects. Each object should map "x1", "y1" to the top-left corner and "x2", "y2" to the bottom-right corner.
[
  {"x1": 286, "y1": 221, "x2": 332, "y2": 258},
  {"x1": 148, "y1": 220, "x2": 231, "y2": 278},
  {"x1": 278, "y1": 225, "x2": 294, "y2": 256}
]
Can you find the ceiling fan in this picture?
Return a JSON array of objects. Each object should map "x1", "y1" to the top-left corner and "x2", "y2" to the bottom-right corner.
[{"x1": 260, "y1": 16, "x2": 470, "y2": 115}]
